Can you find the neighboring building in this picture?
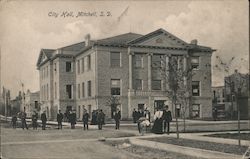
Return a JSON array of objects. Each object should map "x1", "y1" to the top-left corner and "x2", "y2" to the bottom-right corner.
[
  {"x1": 36, "y1": 28, "x2": 215, "y2": 120},
  {"x1": 224, "y1": 70, "x2": 249, "y2": 119},
  {"x1": 212, "y1": 86, "x2": 226, "y2": 118},
  {"x1": 21, "y1": 90, "x2": 40, "y2": 118}
]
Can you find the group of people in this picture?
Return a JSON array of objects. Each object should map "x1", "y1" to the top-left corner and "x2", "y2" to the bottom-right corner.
[
  {"x1": 152, "y1": 105, "x2": 172, "y2": 134},
  {"x1": 11, "y1": 106, "x2": 172, "y2": 135},
  {"x1": 132, "y1": 108, "x2": 151, "y2": 133},
  {"x1": 11, "y1": 110, "x2": 47, "y2": 130}
]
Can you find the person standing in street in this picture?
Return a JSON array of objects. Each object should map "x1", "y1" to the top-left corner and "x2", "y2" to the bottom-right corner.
[
  {"x1": 21, "y1": 111, "x2": 28, "y2": 130},
  {"x1": 57, "y1": 110, "x2": 64, "y2": 129},
  {"x1": 41, "y1": 111, "x2": 47, "y2": 130},
  {"x1": 132, "y1": 108, "x2": 137, "y2": 123},
  {"x1": 97, "y1": 109, "x2": 104, "y2": 130},
  {"x1": 82, "y1": 110, "x2": 89, "y2": 130},
  {"x1": 11, "y1": 114, "x2": 17, "y2": 129},
  {"x1": 31, "y1": 111, "x2": 38, "y2": 130},
  {"x1": 69, "y1": 110, "x2": 77, "y2": 129},
  {"x1": 163, "y1": 105, "x2": 172, "y2": 134},
  {"x1": 114, "y1": 109, "x2": 121, "y2": 130}
]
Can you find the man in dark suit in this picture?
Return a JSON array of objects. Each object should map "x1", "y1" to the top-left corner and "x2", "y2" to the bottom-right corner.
[
  {"x1": 114, "y1": 109, "x2": 121, "y2": 130},
  {"x1": 82, "y1": 110, "x2": 89, "y2": 130},
  {"x1": 163, "y1": 105, "x2": 172, "y2": 134},
  {"x1": 21, "y1": 111, "x2": 28, "y2": 130},
  {"x1": 41, "y1": 111, "x2": 47, "y2": 130},
  {"x1": 132, "y1": 109, "x2": 137, "y2": 123},
  {"x1": 97, "y1": 109, "x2": 104, "y2": 130},
  {"x1": 57, "y1": 110, "x2": 64, "y2": 129},
  {"x1": 31, "y1": 111, "x2": 38, "y2": 130},
  {"x1": 69, "y1": 110, "x2": 77, "y2": 129}
]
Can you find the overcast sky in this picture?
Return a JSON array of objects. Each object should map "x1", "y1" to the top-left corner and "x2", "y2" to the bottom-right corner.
[{"x1": 0, "y1": 0, "x2": 248, "y2": 98}]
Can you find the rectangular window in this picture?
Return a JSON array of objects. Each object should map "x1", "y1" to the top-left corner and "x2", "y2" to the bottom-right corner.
[
  {"x1": 111, "y1": 79, "x2": 121, "y2": 95},
  {"x1": 191, "y1": 56, "x2": 199, "y2": 70},
  {"x1": 135, "y1": 54, "x2": 143, "y2": 68},
  {"x1": 192, "y1": 81, "x2": 200, "y2": 96},
  {"x1": 110, "y1": 52, "x2": 121, "y2": 67},
  {"x1": 78, "y1": 83, "x2": 80, "y2": 99},
  {"x1": 66, "y1": 85, "x2": 73, "y2": 99},
  {"x1": 66, "y1": 62, "x2": 72, "y2": 72},
  {"x1": 152, "y1": 80, "x2": 161, "y2": 90},
  {"x1": 77, "y1": 60, "x2": 80, "y2": 74},
  {"x1": 152, "y1": 55, "x2": 163, "y2": 68},
  {"x1": 134, "y1": 79, "x2": 142, "y2": 90},
  {"x1": 87, "y1": 55, "x2": 91, "y2": 70},
  {"x1": 192, "y1": 104, "x2": 200, "y2": 118},
  {"x1": 54, "y1": 82, "x2": 57, "y2": 99},
  {"x1": 81, "y1": 58, "x2": 84, "y2": 73},
  {"x1": 82, "y1": 82, "x2": 85, "y2": 98},
  {"x1": 35, "y1": 101, "x2": 38, "y2": 109},
  {"x1": 87, "y1": 81, "x2": 91, "y2": 97}
]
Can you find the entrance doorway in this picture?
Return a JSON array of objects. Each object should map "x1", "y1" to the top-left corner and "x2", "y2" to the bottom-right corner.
[{"x1": 154, "y1": 100, "x2": 165, "y2": 112}]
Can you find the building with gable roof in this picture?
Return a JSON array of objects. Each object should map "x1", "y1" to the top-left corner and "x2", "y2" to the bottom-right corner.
[{"x1": 36, "y1": 28, "x2": 215, "y2": 120}]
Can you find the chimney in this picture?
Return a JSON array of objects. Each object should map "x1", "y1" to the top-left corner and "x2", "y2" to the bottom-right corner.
[
  {"x1": 191, "y1": 39, "x2": 198, "y2": 45},
  {"x1": 85, "y1": 34, "x2": 91, "y2": 46}
]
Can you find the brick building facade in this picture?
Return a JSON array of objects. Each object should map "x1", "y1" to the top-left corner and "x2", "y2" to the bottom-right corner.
[{"x1": 36, "y1": 29, "x2": 215, "y2": 120}]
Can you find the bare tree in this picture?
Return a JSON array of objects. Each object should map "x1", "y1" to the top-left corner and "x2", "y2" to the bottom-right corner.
[
  {"x1": 214, "y1": 55, "x2": 248, "y2": 146},
  {"x1": 159, "y1": 55, "x2": 194, "y2": 138}
]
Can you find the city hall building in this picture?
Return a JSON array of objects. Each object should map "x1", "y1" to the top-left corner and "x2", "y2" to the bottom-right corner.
[{"x1": 36, "y1": 28, "x2": 215, "y2": 120}]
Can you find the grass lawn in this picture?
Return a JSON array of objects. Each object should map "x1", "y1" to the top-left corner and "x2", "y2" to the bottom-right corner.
[
  {"x1": 104, "y1": 139, "x2": 204, "y2": 159},
  {"x1": 142, "y1": 137, "x2": 248, "y2": 155},
  {"x1": 204, "y1": 132, "x2": 250, "y2": 140}
]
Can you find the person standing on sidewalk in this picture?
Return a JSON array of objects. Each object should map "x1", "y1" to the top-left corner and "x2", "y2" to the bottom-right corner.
[
  {"x1": 31, "y1": 111, "x2": 38, "y2": 130},
  {"x1": 97, "y1": 109, "x2": 104, "y2": 130},
  {"x1": 163, "y1": 105, "x2": 172, "y2": 134},
  {"x1": 69, "y1": 110, "x2": 77, "y2": 129},
  {"x1": 41, "y1": 111, "x2": 47, "y2": 130},
  {"x1": 20, "y1": 111, "x2": 28, "y2": 130},
  {"x1": 82, "y1": 110, "x2": 89, "y2": 130},
  {"x1": 57, "y1": 110, "x2": 64, "y2": 129},
  {"x1": 11, "y1": 114, "x2": 17, "y2": 129},
  {"x1": 132, "y1": 108, "x2": 137, "y2": 123},
  {"x1": 114, "y1": 109, "x2": 121, "y2": 130}
]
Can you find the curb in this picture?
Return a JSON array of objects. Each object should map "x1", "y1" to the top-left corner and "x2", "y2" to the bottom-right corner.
[{"x1": 129, "y1": 138, "x2": 242, "y2": 159}]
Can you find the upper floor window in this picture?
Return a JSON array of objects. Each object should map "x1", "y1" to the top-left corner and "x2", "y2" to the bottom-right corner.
[
  {"x1": 152, "y1": 55, "x2": 163, "y2": 68},
  {"x1": 81, "y1": 58, "x2": 84, "y2": 73},
  {"x1": 152, "y1": 80, "x2": 161, "y2": 90},
  {"x1": 77, "y1": 60, "x2": 80, "y2": 74},
  {"x1": 87, "y1": 55, "x2": 91, "y2": 70},
  {"x1": 135, "y1": 54, "x2": 143, "y2": 68},
  {"x1": 111, "y1": 79, "x2": 121, "y2": 95},
  {"x1": 66, "y1": 62, "x2": 72, "y2": 72},
  {"x1": 87, "y1": 81, "x2": 91, "y2": 97},
  {"x1": 78, "y1": 83, "x2": 80, "y2": 99},
  {"x1": 192, "y1": 81, "x2": 200, "y2": 96},
  {"x1": 66, "y1": 84, "x2": 73, "y2": 99},
  {"x1": 191, "y1": 56, "x2": 199, "y2": 70},
  {"x1": 134, "y1": 79, "x2": 142, "y2": 90},
  {"x1": 82, "y1": 82, "x2": 85, "y2": 98},
  {"x1": 110, "y1": 52, "x2": 121, "y2": 67}
]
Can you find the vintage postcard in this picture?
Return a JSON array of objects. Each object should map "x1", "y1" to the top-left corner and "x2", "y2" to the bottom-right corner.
[{"x1": 0, "y1": 0, "x2": 249, "y2": 158}]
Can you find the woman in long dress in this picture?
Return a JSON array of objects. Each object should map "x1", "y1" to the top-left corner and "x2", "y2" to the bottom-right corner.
[{"x1": 152, "y1": 108, "x2": 164, "y2": 134}]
